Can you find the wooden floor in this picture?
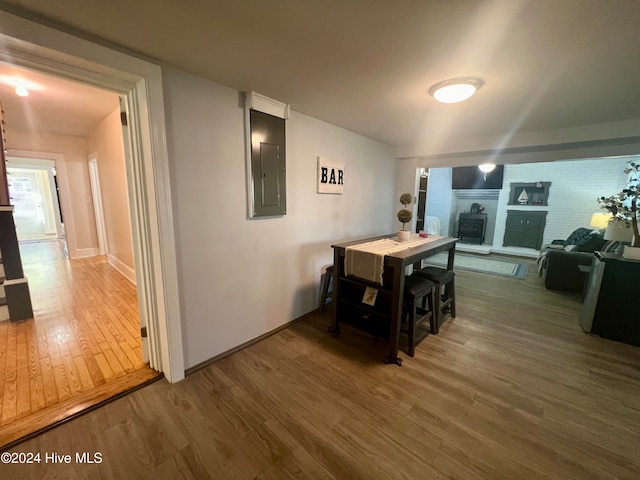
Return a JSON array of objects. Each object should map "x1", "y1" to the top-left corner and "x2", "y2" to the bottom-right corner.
[
  {"x1": 0, "y1": 241, "x2": 158, "y2": 447},
  {"x1": 3, "y1": 256, "x2": 640, "y2": 479}
]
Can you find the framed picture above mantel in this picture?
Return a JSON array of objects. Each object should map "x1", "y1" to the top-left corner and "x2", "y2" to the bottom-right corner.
[{"x1": 508, "y1": 182, "x2": 551, "y2": 206}]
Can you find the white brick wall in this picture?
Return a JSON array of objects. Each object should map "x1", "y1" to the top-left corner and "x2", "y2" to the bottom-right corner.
[
  {"x1": 426, "y1": 167, "x2": 454, "y2": 236},
  {"x1": 426, "y1": 156, "x2": 636, "y2": 255}
]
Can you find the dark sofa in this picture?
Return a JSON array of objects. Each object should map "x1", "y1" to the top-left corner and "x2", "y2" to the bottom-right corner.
[{"x1": 539, "y1": 228, "x2": 607, "y2": 292}]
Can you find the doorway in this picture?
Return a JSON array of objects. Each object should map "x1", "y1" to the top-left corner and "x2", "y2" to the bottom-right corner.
[
  {"x1": 0, "y1": 9, "x2": 185, "y2": 446},
  {"x1": 6, "y1": 159, "x2": 64, "y2": 243},
  {"x1": 0, "y1": 91, "x2": 155, "y2": 448},
  {"x1": 0, "y1": 9, "x2": 184, "y2": 385}
]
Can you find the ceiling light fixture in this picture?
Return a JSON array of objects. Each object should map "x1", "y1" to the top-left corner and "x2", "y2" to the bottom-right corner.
[
  {"x1": 478, "y1": 163, "x2": 496, "y2": 181},
  {"x1": 429, "y1": 77, "x2": 483, "y2": 104},
  {"x1": 15, "y1": 85, "x2": 29, "y2": 97}
]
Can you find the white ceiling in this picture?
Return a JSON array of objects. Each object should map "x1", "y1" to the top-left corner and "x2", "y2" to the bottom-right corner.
[
  {"x1": 1, "y1": 0, "x2": 640, "y2": 151},
  {"x1": 0, "y1": 64, "x2": 119, "y2": 137}
]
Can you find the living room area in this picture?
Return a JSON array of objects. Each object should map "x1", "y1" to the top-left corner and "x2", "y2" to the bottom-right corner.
[
  {"x1": 416, "y1": 155, "x2": 640, "y2": 349},
  {"x1": 423, "y1": 155, "x2": 633, "y2": 259},
  {"x1": 416, "y1": 155, "x2": 631, "y2": 289}
]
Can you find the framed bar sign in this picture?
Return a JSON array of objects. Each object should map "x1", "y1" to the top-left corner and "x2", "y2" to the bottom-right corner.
[{"x1": 317, "y1": 157, "x2": 345, "y2": 194}]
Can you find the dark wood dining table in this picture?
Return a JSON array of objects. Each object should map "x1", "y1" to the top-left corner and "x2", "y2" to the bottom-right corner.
[{"x1": 329, "y1": 234, "x2": 458, "y2": 365}]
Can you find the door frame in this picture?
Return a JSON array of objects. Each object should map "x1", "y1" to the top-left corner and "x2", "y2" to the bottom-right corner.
[
  {"x1": 0, "y1": 10, "x2": 185, "y2": 382},
  {"x1": 88, "y1": 154, "x2": 108, "y2": 256},
  {"x1": 6, "y1": 160, "x2": 62, "y2": 240},
  {"x1": 7, "y1": 156, "x2": 65, "y2": 241}
]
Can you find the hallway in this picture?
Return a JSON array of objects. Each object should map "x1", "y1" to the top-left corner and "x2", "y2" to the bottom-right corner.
[{"x1": 0, "y1": 241, "x2": 159, "y2": 447}]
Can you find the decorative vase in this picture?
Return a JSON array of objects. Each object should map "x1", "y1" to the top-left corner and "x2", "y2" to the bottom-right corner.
[
  {"x1": 397, "y1": 230, "x2": 410, "y2": 242},
  {"x1": 622, "y1": 245, "x2": 640, "y2": 260}
]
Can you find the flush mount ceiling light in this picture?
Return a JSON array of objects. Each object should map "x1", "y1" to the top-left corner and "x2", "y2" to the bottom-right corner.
[
  {"x1": 15, "y1": 85, "x2": 29, "y2": 97},
  {"x1": 429, "y1": 77, "x2": 484, "y2": 104}
]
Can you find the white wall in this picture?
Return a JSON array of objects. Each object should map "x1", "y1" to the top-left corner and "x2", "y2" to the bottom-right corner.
[
  {"x1": 162, "y1": 67, "x2": 395, "y2": 368},
  {"x1": 394, "y1": 158, "x2": 421, "y2": 231},
  {"x1": 493, "y1": 156, "x2": 633, "y2": 252},
  {"x1": 87, "y1": 107, "x2": 135, "y2": 280},
  {"x1": 425, "y1": 168, "x2": 453, "y2": 236}
]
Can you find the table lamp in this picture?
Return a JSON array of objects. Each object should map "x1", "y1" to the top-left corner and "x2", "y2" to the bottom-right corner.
[
  {"x1": 604, "y1": 219, "x2": 633, "y2": 241},
  {"x1": 603, "y1": 218, "x2": 633, "y2": 254}
]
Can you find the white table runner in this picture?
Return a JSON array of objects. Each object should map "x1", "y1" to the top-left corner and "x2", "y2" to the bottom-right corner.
[{"x1": 345, "y1": 234, "x2": 443, "y2": 285}]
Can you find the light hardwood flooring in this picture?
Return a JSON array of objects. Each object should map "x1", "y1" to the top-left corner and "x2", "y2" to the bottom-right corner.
[
  {"x1": 0, "y1": 241, "x2": 158, "y2": 447},
  {"x1": 3, "y1": 255, "x2": 640, "y2": 479}
]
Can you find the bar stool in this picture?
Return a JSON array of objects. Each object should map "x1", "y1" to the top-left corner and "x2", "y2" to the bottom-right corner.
[
  {"x1": 402, "y1": 274, "x2": 436, "y2": 357},
  {"x1": 319, "y1": 265, "x2": 334, "y2": 313},
  {"x1": 413, "y1": 266, "x2": 456, "y2": 334}
]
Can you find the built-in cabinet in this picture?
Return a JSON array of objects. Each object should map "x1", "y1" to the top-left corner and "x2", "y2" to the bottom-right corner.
[
  {"x1": 508, "y1": 182, "x2": 551, "y2": 206},
  {"x1": 503, "y1": 210, "x2": 548, "y2": 250},
  {"x1": 581, "y1": 252, "x2": 640, "y2": 347}
]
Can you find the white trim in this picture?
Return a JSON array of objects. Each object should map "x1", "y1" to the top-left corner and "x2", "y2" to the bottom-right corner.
[
  {"x1": 108, "y1": 254, "x2": 137, "y2": 285},
  {"x1": 0, "y1": 206, "x2": 15, "y2": 212},
  {"x1": 88, "y1": 155, "x2": 108, "y2": 256},
  {"x1": 0, "y1": 10, "x2": 184, "y2": 382},
  {"x1": 3, "y1": 277, "x2": 29, "y2": 286},
  {"x1": 245, "y1": 91, "x2": 290, "y2": 119},
  {"x1": 244, "y1": 96, "x2": 256, "y2": 218},
  {"x1": 74, "y1": 247, "x2": 101, "y2": 258},
  {"x1": 243, "y1": 92, "x2": 290, "y2": 218},
  {"x1": 0, "y1": 305, "x2": 8, "y2": 322}
]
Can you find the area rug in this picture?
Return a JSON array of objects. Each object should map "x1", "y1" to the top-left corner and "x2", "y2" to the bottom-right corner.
[{"x1": 423, "y1": 252, "x2": 529, "y2": 279}]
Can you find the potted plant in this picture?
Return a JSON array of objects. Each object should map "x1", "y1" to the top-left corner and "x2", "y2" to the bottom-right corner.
[
  {"x1": 397, "y1": 193, "x2": 413, "y2": 241},
  {"x1": 598, "y1": 161, "x2": 640, "y2": 259}
]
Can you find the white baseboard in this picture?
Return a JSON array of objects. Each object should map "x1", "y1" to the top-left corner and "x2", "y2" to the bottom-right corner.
[
  {"x1": 72, "y1": 247, "x2": 100, "y2": 259},
  {"x1": 455, "y1": 243, "x2": 540, "y2": 259},
  {"x1": 0, "y1": 305, "x2": 8, "y2": 322},
  {"x1": 489, "y1": 246, "x2": 540, "y2": 259},
  {"x1": 457, "y1": 244, "x2": 492, "y2": 255},
  {"x1": 107, "y1": 254, "x2": 137, "y2": 285}
]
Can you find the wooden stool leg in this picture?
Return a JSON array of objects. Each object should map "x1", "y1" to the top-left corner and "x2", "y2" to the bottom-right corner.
[
  {"x1": 428, "y1": 289, "x2": 436, "y2": 334},
  {"x1": 407, "y1": 296, "x2": 416, "y2": 357},
  {"x1": 450, "y1": 279, "x2": 456, "y2": 318},
  {"x1": 433, "y1": 283, "x2": 442, "y2": 335},
  {"x1": 319, "y1": 270, "x2": 332, "y2": 313}
]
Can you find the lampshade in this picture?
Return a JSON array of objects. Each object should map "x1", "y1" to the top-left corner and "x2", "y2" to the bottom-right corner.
[
  {"x1": 590, "y1": 213, "x2": 611, "y2": 229},
  {"x1": 604, "y1": 219, "x2": 633, "y2": 242}
]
